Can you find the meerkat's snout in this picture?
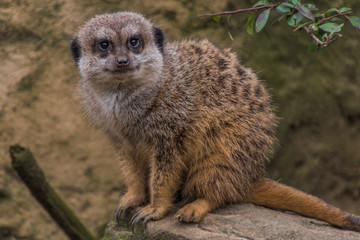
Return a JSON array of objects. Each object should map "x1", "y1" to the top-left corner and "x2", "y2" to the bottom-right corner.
[
  {"x1": 116, "y1": 57, "x2": 130, "y2": 68},
  {"x1": 112, "y1": 36, "x2": 143, "y2": 71},
  {"x1": 114, "y1": 53, "x2": 131, "y2": 72}
]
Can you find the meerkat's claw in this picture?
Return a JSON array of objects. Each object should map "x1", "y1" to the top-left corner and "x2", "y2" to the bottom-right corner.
[
  {"x1": 130, "y1": 211, "x2": 143, "y2": 232},
  {"x1": 130, "y1": 205, "x2": 168, "y2": 231},
  {"x1": 143, "y1": 215, "x2": 153, "y2": 230},
  {"x1": 114, "y1": 206, "x2": 132, "y2": 224}
]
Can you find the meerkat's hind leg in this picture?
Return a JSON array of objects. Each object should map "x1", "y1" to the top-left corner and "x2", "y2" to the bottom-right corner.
[
  {"x1": 175, "y1": 199, "x2": 213, "y2": 223},
  {"x1": 177, "y1": 156, "x2": 248, "y2": 223}
]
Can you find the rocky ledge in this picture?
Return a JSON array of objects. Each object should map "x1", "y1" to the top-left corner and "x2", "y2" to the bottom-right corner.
[{"x1": 102, "y1": 203, "x2": 360, "y2": 240}]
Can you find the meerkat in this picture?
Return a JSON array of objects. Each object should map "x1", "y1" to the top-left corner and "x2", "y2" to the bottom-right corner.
[{"x1": 70, "y1": 11, "x2": 360, "y2": 231}]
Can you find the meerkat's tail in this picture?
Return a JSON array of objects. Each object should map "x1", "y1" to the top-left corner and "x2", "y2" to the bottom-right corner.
[{"x1": 247, "y1": 178, "x2": 360, "y2": 232}]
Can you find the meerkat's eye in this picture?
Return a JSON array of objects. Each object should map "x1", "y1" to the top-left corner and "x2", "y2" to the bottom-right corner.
[
  {"x1": 96, "y1": 40, "x2": 111, "y2": 51},
  {"x1": 128, "y1": 37, "x2": 141, "y2": 49}
]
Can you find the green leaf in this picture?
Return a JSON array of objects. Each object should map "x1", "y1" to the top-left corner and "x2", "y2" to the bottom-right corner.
[
  {"x1": 308, "y1": 23, "x2": 319, "y2": 32},
  {"x1": 271, "y1": 14, "x2": 287, "y2": 25},
  {"x1": 280, "y1": 2, "x2": 295, "y2": 8},
  {"x1": 313, "y1": 13, "x2": 323, "y2": 18},
  {"x1": 228, "y1": 31, "x2": 234, "y2": 41},
  {"x1": 319, "y1": 23, "x2": 344, "y2": 34},
  {"x1": 324, "y1": 8, "x2": 338, "y2": 17},
  {"x1": 289, "y1": 0, "x2": 299, "y2": 5},
  {"x1": 320, "y1": 33, "x2": 328, "y2": 42},
  {"x1": 293, "y1": 21, "x2": 311, "y2": 31},
  {"x1": 348, "y1": 16, "x2": 360, "y2": 30},
  {"x1": 255, "y1": 9, "x2": 270, "y2": 32},
  {"x1": 330, "y1": 17, "x2": 344, "y2": 22},
  {"x1": 295, "y1": 3, "x2": 314, "y2": 21},
  {"x1": 310, "y1": 40, "x2": 317, "y2": 52},
  {"x1": 212, "y1": 15, "x2": 221, "y2": 23},
  {"x1": 294, "y1": 12, "x2": 304, "y2": 24},
  {"x1": 304, "y1": 3, "x2": 316, "y2": 10},
  {"x1": 287, "y1": 15, "x2": 296, "y2": 26},
  {"x1": 276, "y1": 3, "x2": 292, "y2": 14},
  {"x1": 253, "y1": 0, "x2": 265, "y2": 7},
  {"x1": 339, "y1": 7, "x2": 351, "y2": 13},
  {"x1": 326, "y1": 8, "x2": 338, "y2": 14},
  {"x1": 246, "y1": 12, "x2": 256, "y2": 35}
]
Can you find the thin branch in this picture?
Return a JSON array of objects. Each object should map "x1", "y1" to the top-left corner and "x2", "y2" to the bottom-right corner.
[
  {"x1": 302, "y1": 26, "x2": 341, "y2": 48},
  {"x1": 198, "y1": 4, "x2": 279, "y2": 17},
  {"x1": 325, "y1": 34, "x2": 342, "y2": 46},
  {"x1": 299, "y1": 11, "x2": 350, "y2": 48},
  {"x1": 318, "y1": 11, "x2": 351, "y2": 25},
  {"x1": 303, "y1": 26, "x2": 326, "y2": 47},
  {"x1": 199, "y1": 4, "x2": 352, "y2": 49}
]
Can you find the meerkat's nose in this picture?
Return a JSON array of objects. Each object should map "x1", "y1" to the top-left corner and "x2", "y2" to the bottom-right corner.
[{"x1": 116, "y1": 58, "x2": 130, "y2": 68}]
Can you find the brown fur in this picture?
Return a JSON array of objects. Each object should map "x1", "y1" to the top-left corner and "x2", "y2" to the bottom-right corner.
[
  {"x1": 70, "y1": 11, "x2": 360, "y2": 231},
  {"x1": 247, "y1": 178, "x2": 360, "y2": 231}
]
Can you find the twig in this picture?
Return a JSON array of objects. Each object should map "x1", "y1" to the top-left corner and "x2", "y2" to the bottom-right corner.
[
  {"x1": 9, "y1": 145, "x2": 96, "y2": 240},
  {"x1": 318, "y1": 11, "x2": 351, "y2": 25},
  {"x1": 302, "y1": 26, "x2": 326, "y2": 47},
  {"x1": 198, "y1": 4, "x2": 279, "y2": 17},
  {"x1": 302, "y1": 26, "x2": 341, "y2": 48}
]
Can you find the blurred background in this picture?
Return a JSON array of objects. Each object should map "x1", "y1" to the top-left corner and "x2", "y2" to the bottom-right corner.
[{"x1": 0, "y1": 0, "x2": 359, "y2": 239}]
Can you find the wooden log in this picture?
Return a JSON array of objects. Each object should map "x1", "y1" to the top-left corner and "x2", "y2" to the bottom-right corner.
[{"x1": 9, "y1": 144, "x2": 95, "y2": 240}]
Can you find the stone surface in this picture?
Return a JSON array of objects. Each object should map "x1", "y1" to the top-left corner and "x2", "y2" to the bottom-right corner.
[{"x1": 103, "y1": 204, "x2": 360, "y2": 240}]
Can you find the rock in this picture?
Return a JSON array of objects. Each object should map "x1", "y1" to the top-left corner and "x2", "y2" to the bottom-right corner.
[{"x1": 102, "y1": 203, "x2": 360, "y2": 240}]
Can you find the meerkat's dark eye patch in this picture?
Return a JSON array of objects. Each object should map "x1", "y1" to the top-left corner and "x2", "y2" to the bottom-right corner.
[
  {"x1": 127, "y1": 35, "x2": 143, "y2": 52},
  {"x1": 95, "y1": 39, "x2": 112, "y2": 52},
  {"x1": 129, "y1": 37, "x2": 140, "y2": 48}
]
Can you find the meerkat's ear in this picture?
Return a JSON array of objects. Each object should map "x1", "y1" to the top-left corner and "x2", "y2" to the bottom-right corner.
[
  {"x1": 153, "y1": 26, "x2": 164, "y2": 53},
  {"x1": 70, "y1": 37, "x2": 81, "y2": 65}
]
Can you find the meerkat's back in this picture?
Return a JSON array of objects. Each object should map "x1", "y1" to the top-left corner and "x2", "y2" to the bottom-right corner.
[{"x1": 159, "y1": 39, "x2": 276, "y2": 202}]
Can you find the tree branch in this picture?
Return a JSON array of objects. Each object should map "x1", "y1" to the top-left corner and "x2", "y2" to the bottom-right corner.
[
  {"x1": 302, "y1": 26, "x2": 342, "y2": 48},
  {"x1": 198, "y1": 4, "x2": 279, "y2": 17},
  {"x1": 318, "y1": 11, "x2": 351, "y2": 25},
  {"x1": 302, "y1": 26, "x2": 326, "y2": 47},
  {"x1": 9, "y1": 144, "x2": 96, "y2": 240}
]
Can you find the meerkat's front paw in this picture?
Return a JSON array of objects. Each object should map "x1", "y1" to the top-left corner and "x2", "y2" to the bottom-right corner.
[
  {"x1": 175, "y1": 199, "x2": 212, "y2": 223},
  {"x1": 130, "y1": 204, "x2": 170, "y2": 231},
  {"x1": 114, "y1": 192, "x2": 146, "y2": 223}
]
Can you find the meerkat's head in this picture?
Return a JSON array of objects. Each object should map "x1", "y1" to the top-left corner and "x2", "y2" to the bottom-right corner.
[{"x1": 70, "y1": 11, "x2": 164, "y2": 86}]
